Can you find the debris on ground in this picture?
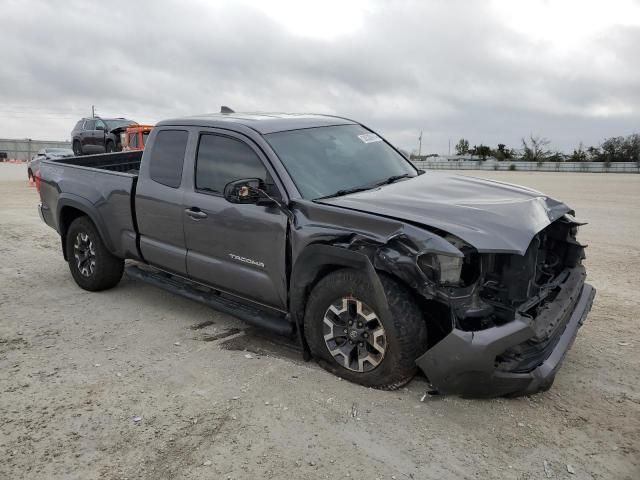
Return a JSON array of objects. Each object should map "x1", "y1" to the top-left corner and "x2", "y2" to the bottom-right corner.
[
  {"x1": 543, "y1": 460, "x2": 552, "y2": 478},
  {"x1": 203, "y1": 460, "x2": 212, "y2": 466},
  {"x1": 567, "y1": 464, "x2": 576, "y2": 474},
  {"x1": 132, "y1": 416, "x2": 142, "y2": 423},
  {"x1": 244, "y1": 353, "x2": 253, "y2": 359},
  {"x1": 351, "y1": 403, "x2": 358, "y2": 418}
]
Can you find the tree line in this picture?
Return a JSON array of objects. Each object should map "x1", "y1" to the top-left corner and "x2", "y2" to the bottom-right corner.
[{"x1": 452, "y1": 133, "x2": 640, "y2": 163}]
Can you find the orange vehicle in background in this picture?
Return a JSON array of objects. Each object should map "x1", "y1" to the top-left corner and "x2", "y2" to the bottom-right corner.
[{"x1": 121, "y1": 125, "x2": 153, "y2": 151}]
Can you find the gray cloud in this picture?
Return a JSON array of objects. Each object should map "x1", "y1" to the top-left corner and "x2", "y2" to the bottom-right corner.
[{"x1": 0, "y1": 0, "x2": 638, "y2": 153}]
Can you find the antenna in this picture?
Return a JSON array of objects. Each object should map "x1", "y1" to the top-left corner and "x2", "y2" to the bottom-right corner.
[{"x1": 220, "y1": 106, "x2": 235, "y2": 114}]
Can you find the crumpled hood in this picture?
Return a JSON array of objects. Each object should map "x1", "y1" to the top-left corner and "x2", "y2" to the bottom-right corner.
[{"x1": 316, "y1": 172, "x2": 571, "y2": 255}]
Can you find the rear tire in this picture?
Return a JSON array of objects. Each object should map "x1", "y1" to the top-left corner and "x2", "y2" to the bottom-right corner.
[
  {"x1": 304, "y1": 269, "x2": 427, "y2": 390},
  {"x1": 72, "y1": 140, "x2": 82, "y2": 156},
  {"x1": 65, "y1": 216, "x2": 124, "y2": 291}
]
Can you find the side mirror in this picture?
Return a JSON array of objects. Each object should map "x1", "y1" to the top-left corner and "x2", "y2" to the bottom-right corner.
[{"x1": 223, "y1": 178, "x2": 263, "y2": 204}]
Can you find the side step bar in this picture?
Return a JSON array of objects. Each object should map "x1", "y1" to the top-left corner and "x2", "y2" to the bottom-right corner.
[{"x1": 125, "y1": 265, "x2": 294, "y2": 337}]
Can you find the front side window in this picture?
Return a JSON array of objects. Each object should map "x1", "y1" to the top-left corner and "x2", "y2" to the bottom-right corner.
[
  {"x1": 95, "y1": 119, "x2": 107, "y2": 130},
  {"x1": 149, "y1": 130, "x2": 188, "y2": 188},
  {"x1": 195, "y1": 134, "x2": 266, "y2": 193},
  {"x1": 265, "y1": 124, "x2": 416, "y2": 199}
]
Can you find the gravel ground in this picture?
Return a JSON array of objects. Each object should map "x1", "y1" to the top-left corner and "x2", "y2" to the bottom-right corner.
[{"x1": 1, "y1": 163, "x2": 638, "y2": 480}]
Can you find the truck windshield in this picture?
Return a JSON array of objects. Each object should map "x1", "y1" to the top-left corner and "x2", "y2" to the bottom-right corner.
[{"x1": 265, "y1": 124, "x2": 416, "y2": 200}]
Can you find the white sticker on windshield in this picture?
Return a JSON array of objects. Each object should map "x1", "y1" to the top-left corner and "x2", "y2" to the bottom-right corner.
[{"x1": 358, "y1": 133, "x2": 383, "y2": 144}]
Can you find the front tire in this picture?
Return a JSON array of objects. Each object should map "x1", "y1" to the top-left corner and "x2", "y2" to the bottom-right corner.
[
  {"x1": 304, "y1": 269, "x2": 427, "y2": 390},
  {"x1": 65, "y1": 216, "x2": 124, "y2": 291},
  {"x1": 105, "y1": 140, "x2": 114, "y2": 153}
]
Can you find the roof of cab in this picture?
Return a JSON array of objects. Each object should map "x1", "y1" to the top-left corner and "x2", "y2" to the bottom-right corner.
[{"x1": 155, "y1": 112, "x2": 357, "y2": 134}]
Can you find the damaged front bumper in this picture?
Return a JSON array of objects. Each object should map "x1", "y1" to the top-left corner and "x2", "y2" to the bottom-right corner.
[{"x1": 416, "y1": 267, "x2": 596, "y2": 397}]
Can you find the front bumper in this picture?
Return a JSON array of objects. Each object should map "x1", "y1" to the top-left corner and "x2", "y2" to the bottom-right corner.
[{"x1": 416, "y1": 269, "x2": 596, "y2": 397}]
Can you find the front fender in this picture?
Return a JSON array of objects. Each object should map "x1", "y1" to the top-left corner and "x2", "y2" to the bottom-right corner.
[{"x1": 290, "y1": 244, "x2": 389, "y2": 325}]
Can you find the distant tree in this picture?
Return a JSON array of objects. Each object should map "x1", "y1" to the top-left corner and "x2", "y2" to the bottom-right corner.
[
  {"x1": 600, "y1": 136, "x2": 625, "y2": 163},
  {"x1": 586, "y1": 145, "x2": 601, "y2": 162},
  {"x1": 475, "y1": 144, "x2": 491, "y2": 160},
  {"x1": 622, "y1": 133, "x2": 640, "y2": 163},
  {"x1": 493, "y1": 143, "x2": 513, "y2": 160},
  {"x1": 521, "y1": 135, "x2": 552, "y2": 164},
  {"x1": 569, "y1": 142, "x2": 587, "y2": 162},
  {"x1": 455, "y1": 138, "x2": 469, "y2": 155},
  {"x1": 617, "y1": 133, "x2": 640, "y2": 162},
  {"x1": 547, "y1": 152, "x2": 566, "y2": 162}
]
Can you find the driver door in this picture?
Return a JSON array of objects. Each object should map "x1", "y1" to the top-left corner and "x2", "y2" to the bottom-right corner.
[{"x1": 183, "y1": 131, "x2": 288, "y2": 310}]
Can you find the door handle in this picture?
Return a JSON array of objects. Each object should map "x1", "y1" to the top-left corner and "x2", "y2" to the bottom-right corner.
[{"x1": 184, "y1": 207, "x2": 208, "y2": 219}]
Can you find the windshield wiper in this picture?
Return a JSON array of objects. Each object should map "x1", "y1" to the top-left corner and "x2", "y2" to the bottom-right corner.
[
  {"x1": 315, "y1": 174, "x2": 413, "y2": 201},
  {"x1": 315, "y1": 186, "x2": 374, "y2": 200},
  {"x1": 375, "y1": 173, "x2": 411, "y2": 186}
]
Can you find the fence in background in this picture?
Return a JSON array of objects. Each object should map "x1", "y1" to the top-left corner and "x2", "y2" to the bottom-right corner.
[
  {"x1": 0, "y1": 138, "x2": 72, "y2": 162},
  {"x1": 411, "y1": 159, "x2": 640, "y2": 173}
]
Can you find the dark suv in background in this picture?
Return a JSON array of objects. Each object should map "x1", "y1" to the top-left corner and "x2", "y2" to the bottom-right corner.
[{"x1": 71, "y1": 117, "x2": 137, "y2": 155}]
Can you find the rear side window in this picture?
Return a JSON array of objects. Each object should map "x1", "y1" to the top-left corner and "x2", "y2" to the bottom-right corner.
[
  {"x1": 195, "y1": 134, "x2": 266, "y2": 193},
  {"x1": 149, "y1": 130, "x2": 188, "y2": 188},
  {"x1": 84, "y1": 120, "x2": 95, "y2": 130},
  {"x1": 74, "y1": 120, "x2": 84, "y2": 131}
]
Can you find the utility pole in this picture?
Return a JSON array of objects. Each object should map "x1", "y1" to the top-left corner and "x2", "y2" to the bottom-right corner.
[
  {"x1": 418, "y1": 131, "x2": 423, "y2": 158},
  {"x1": 448, "y1": 139, "x2": 451, "y2": 156},
  {"x1": 92, "y1": 105, "x2": 95, "y2": 118}
]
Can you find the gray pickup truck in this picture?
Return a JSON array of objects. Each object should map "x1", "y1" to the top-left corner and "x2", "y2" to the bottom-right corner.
[{"x1": 37, "y1": 112, "x2": 595, "y2": 397}]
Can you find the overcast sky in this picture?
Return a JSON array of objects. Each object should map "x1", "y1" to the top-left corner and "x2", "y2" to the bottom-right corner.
[{"x1": 1, "y1": 0, "x2": 639, "y2": 153}]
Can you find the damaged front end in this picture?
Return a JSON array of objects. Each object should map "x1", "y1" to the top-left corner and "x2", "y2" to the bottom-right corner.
[
  {"x1": 295, "y1": 191, "x2": 595, "y2": 397},
  {"x1": 403, "y1": 215, "x2": 596, "y2": 397}
]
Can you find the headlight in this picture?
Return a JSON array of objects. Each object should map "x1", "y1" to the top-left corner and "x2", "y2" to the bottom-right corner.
[{"x1": 418, "y1": 253, "x2": 463, "y2": 285}]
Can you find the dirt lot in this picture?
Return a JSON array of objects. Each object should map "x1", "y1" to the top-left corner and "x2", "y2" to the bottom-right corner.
[{"x1": 0, "y1": 163, "x2": 638, "y2": 480}]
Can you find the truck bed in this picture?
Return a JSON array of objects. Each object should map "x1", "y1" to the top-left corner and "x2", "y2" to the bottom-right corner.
[
  {"x1": 38, "y1": 151, "x2": 144, "y2": 261},
  {"x1": 52, "y1": 150, "x2": 143, "y2": 174}
]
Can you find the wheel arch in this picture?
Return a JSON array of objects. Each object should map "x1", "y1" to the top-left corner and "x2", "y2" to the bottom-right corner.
[
  {"x1": 57, "y1": 196, "x2": 116, "y2": 260},
  {"x1": 290, "y1": 244, "x2": 390, "y2": 337}
]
